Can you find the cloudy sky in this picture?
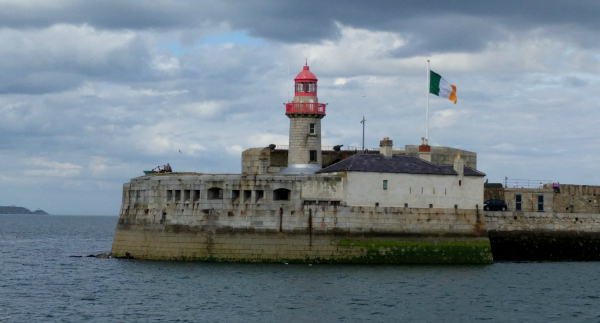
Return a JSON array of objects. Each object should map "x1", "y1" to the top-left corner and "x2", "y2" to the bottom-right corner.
[{"x1": 1, "y1": 1, "x2": 599, "y2": 215}]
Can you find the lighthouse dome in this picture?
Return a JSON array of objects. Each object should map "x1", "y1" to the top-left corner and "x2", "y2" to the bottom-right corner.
[{"x1": 294, "y1": 65, "x2": 317, "y2": 82}]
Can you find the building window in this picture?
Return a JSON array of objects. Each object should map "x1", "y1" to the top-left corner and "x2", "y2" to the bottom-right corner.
[
  {"x1": 207, "y1": 187, "x2": 223, "y2": 200},
  {"x1": 255, "y1": 190, "x2": 264, "y2": 203},
  {"x1": 515, "y1": 194, "x2": 522, "y2": 211},
  {"x1": 309, "y1": 123, "x2": 315, "y2": 134},
  {"x1": 383, "y1": 180, "x2": 388, "y2": 190},
  {"x1": 243, "y1": 190, "x2": 251, "y2": 203},
  {"x1": 309, "y1": 150, "x2": 317, "y2": 162},
  {"x1": 232, "y1": 190, "x2": 240, "y2": 202},
  {"x1": 273, "y1": 188, "x2": 291, "y2": 201},
  {"x1": 404, "y1": 203, "x2": 408, "y2": 208},
  {"x1": 537, "y1": 195, "x2": 544, "y2": 212}
]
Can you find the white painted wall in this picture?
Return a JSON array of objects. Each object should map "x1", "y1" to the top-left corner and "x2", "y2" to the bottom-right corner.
[{"x1": 344, "y1": 172, "x2": 484, "y2": 209}]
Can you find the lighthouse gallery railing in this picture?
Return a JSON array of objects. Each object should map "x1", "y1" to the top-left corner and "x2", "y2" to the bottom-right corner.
[{"x1": 285, "y1": 102, "x2": 326, "y2": 115}]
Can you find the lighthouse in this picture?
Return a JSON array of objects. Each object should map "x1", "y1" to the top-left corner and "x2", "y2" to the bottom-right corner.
[{"x1": 280, "y1": 63, "x2": 327, "y2": 175}]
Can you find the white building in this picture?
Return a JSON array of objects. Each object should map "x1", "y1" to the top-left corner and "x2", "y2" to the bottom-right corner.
[{"x1": 318, "y1": 138, "x2": 485, "y2": 209}]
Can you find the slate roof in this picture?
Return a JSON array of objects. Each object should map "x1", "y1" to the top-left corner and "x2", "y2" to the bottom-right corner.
[{"x1": 317, "y1": 154, "x2": 485, "y2": 177}]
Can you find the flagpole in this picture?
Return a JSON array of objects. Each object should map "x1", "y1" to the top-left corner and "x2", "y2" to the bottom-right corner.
[
  {"x1": 426, "y1": 60, "x2": 430, "y2": 142},
  {"x1": 360, "y1": 115, "x2": 366, "y2": 153}
]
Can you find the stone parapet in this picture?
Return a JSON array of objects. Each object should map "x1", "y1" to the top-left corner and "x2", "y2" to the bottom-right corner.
[
  {"x1": 405, "y1": 145, "x2": 477, "y2": 169},
  {"x1": 485, "y1": 211, "x2": 600, "y2": 233}
]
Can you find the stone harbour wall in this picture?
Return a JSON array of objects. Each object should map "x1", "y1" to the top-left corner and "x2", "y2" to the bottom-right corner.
[
  {"x1": 112, "y1": 228, "x2": 492, "y2": 264},
  {"x1": 111, "y1": 173, "x2": 493, "y2": 263},
  {"x1": 486, "y1": 211, "x2": 600, "y2": 233},
  {"x1": 485, "y1": 211, "x2": 600, "y2": 261}
]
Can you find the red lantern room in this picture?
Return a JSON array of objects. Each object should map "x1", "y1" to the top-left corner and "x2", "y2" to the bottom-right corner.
[
  {"x1": 285, "y1": 63, "x2": 326, "y2": 116},
  {"x1": 294, "y1": 64, "x2": 318, "y2": 97}
]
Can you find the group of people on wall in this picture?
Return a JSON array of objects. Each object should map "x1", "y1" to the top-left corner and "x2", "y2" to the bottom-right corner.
[
  {"x1": 154, "y1": 163, "x2": 172, "y2": 173},
  {"x1": 552, "y1": 182, "x2": 561, "y2": 193}
]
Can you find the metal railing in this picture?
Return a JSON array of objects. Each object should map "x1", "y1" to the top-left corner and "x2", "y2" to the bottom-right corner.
[
  {"x1": 274, "y1": 145, "x2": 398, "y2": 151},
  {"x1": 504, "y1": 178, "x2": 553, "y2": 189},
  {"x1": 285, "y1": 102, "x2": 326, "y2": 115}
]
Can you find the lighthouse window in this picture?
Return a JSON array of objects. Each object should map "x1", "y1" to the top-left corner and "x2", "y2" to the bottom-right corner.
[
  {"x1": 296, "y1": 83, "x2": 305, "y2": 92},
  {"x1": 308, "y1": 83, "x2": 315, "y2": 93},
  {"x1": 309, "y1": 123, "x2": 315, "y2": 134},
  {"x1": 309, "y1": 150, "x2": 317, "y2": 162}
]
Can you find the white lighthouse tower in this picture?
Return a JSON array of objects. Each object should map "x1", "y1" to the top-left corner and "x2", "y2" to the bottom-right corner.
[{"x1": 280, "y1": 63, "x2": 326, "y2": 175}]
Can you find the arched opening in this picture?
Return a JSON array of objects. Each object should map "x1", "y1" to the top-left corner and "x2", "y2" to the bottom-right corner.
[
  {"x1": 207, "y1": 187, "x2": 223, "y2": 200},
  {"x1": 273, "y1": 188, "x2": 291, "y2": 201}
]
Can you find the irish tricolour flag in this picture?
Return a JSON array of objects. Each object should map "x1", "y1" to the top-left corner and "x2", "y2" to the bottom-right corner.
[{"x1": 429, "y1": 70, "x2": 457, "y2": 104}]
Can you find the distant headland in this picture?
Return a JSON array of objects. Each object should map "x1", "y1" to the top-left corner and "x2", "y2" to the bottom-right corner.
[{"x1": 0, "y1": 206, "x2": 49, "y2": 215}]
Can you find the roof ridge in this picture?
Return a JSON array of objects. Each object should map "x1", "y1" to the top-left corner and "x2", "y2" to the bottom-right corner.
[
  {"x1": 344, "y1": 154, "x2": 361, "y2": 171},
  {"x1": 406, "y1": 154, "x2": 437, "y2": 166}
]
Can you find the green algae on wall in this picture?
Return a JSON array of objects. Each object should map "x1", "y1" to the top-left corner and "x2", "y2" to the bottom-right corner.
[
  {"x1": 337, "y1": 240, "x2": 494, "y2": 264},
  {"x1": 113, "y1": 239, "x2": 494, "y2": 264},
  {"x1": 112, "y1": 225, "x2": 495, "y2": 264}
]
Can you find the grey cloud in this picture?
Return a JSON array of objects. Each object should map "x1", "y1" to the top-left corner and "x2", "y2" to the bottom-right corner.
[
  {"x1": 0, "y1": 26, "x2": 158, "y2": 94},
  {"x1": 561, "y1": 76, "x2": 589, "y2": 88},
  {"x1": 1, "y1": 1, "x2": 599, "y2": 215},
  {"x1": 0, "y1": 72, "x2": 83, "y2": 94},
  {"x1": 2, "y1": 1, "x2": 600, "y2": 55}
]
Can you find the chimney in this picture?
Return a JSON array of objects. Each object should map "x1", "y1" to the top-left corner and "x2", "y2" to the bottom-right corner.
[
  {"x1": 453, "y1": 153, "x2": 464, "y2": 176},
  {"x1": 379, "y1": 137, "x2": 393, "y2": 157},
  {"x1": 418, "y1": 137, "x2": 431, "y2": 162}
]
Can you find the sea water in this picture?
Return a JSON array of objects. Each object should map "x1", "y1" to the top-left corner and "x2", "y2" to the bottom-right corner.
[{"x1": 1, "y1": 214, "x2": 600, "y2": 322}]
